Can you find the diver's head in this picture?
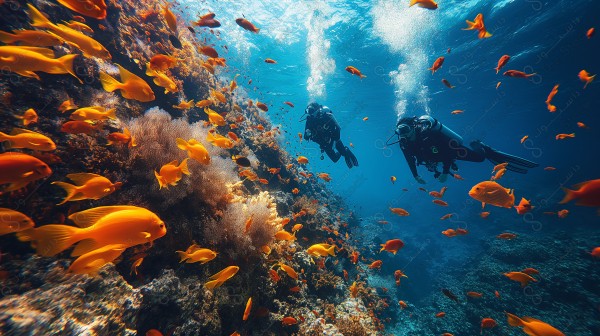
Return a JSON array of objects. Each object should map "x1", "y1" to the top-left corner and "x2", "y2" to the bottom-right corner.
[
  {"x1": 305, "y1": 102, "x2": 321, "y2": 116},
  {"x1": 395, "y1": 117, "x2": 417, "y2": 142}
]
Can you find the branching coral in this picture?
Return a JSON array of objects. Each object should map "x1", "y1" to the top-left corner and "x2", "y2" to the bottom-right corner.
[{"x1": 336, "y1": 315, "x2": 369, "y2": 336}]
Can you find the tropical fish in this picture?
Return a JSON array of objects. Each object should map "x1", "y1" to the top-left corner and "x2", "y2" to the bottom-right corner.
[
  {"x1": 0, "y1": 45, "x2": 80, "y2": 82},
  {"x1": 176, "y1": 246, "x2": 217, "y2": 264},
  {"x1": 398, "y1": 300, "x2": 408, "y2": 309},
  {"x1": 514, "y1": 197, "x2": 533, "y2": 215},
  {"x1": 210, "y1": 89, "x2": 227, "y2": 104},
  {"x1": 100, "y1": 64, "x2": 155, "y2": 102},
  {"x1": 467, "y1": 291, "x2": 483, "y2": 298},
  {"x1": 492, "y1": 168, "x2": 506, "y2": 181},
  {"x1": 145, "y1": 63, "x2": 178, "y2": 94},
  {"x1": 61, "y1": 120, "x2": 102, "y2": 135},
  {"x1": 67, "y1": 244, "x2": 126, "y2": 275},
  {"x1": 195, "y1": 99, "x2": 213, "y2": 108},
  {"x1": 546, "y1": 84, "x2": 559, "y2": 112},
  {"x1": 345, "y1": 66, "x2": 366, "y2": 78},
  {"x1": 555, "y1": 133, "x2": 575, "y2": 140},
  {"x1": 390, "y1": 207, "x2": 409, "y2": 216},
  {"x1": 56, "y1": 0, "x2": 106, "y2": 19},
  {"x1": 291, "y1": 223, "x2": 303, "y2": 233},
  {"x1": 0, "y1": 128, "x2": 56, "y2": 151},
  {"x1": 368, "y1": 260, "x2": 382, "y2": 269},
  {"x1": 207, "y1": 131, "x2": 234, "y2": 149},
  {"x1": 281, "y1": 317, "x2": 297, "y2": 326},
  {"x1": 149, "y1": 54, "x2": 178, "y2": 71},
  {"x1": 155, "y1": 159, "x2": 190, "y2": 189},
  {"x1": 162, "y1": 3, "x2": 178, "y2": 33},
  {"x1": 440, "y1": 213, "x2": 453, "y2": 220},
  {"x1": 70, "y1": 106, "x2": 116, "y2": 122},
  {"x1": 28, "y1": 4, "x2": 111, "y2": 59},
  {"x1": 442, "y1": 229, "x2": 457, "y2": 237},
  {"x1": 433, "y1": 199, "x2": 448, "y2": 206},
  {"x1": 107, "y1": 128, "x2": 136, "y2": 147},
  {"x1": 13, "y1": 108, "x2": 38, "y2": 126},
  {"x1": 130, "y1": 256, "x2": 143, "y2": 276},
  {"x1": 504, "y1": 70, "x2": 536, "y2": 78},
  {"x1": 297, "y1": 156, "x2": 309, "y2": 164},
  {"x1": 578, "y1": 69, "x2": 595, "y2": 89},
  {"x1": 504, "y1": 271, "x2": 537, "y2": 287},
  {"x1": 236, "y1": 18, "x2": 260, "y2": 33},
  {"x1": 380, "y1": 239, "x2": 404, "y2": 254},
  {"x1": 505, "y1": 312, "x2": 564, "y2": 336},
  {"x1": 463, "y1": 13, "x2": 492, "y2": 38},
  {"x1": 172, "y1": 100, "x2": 194, "y2": 110},
  {"x1": 468, "y1": 181, "x2": 515, "y2": 208},
  {"x1": 317, "y1": 173, "x2": 332, "y2": 182},
  {"x1": 52, "y1": 173, "x2": 122, "y2": 205},
  {"x1": 17, "y1": 206, "x2": 166, "y2": 257},
  {"x1": 394, "y1": 270, "x2": 408, "y2": 286},
  {"x1": 0, "y1": 208, "x2": 35, "y2": 236},
  {"x1": 0, "y1": 152, "x2": 52, "y2": 191},
  {"x1": 194, "y1": 13, "x2": 221, "y2": 28},
  {"x1": 176, "y1": 138, "x2": 210, "y2": 165},
  {"x1": 307, "y1": 243, "x2": 336, "y2": 257},
  {"x1": 435, "y1": 312, "x2": 446, "y2": 318},
  {"x1": 205, "y1": 266, "x2": 239, "y2": 289},
  {"x1": 284, "y1": 101, "x2": 294, "y2": 108},
  {"x1": 243, "y1": 297, "x2": 252, "y2": 321},
  {"x1": 275, "y1": 230, "x2": 296, "y2": 241},
  {"x1": 481, "y1": 318, "x2": 497, "y2": 333},
  {"x1": 587, "y1": 27, "x2": 595, "y2": 39},
  {"x1": 520, "y1": 135, "x2": 529, "y2": 143},
  {"x1": 429, "y1": 56, "x2": 444, "y2": 74},
  {"x1": 557, "y1": 209, "x2": 569, "y2": 218},
  {"x1": 590, "y1": 247, "x2": 600, "y2": 258},
  {"x1": 495, "y1": 55, "x2": 510, "y2": 74},
  {"x1": 256, "y1": 102, "x2": 268, "y2": 111},
  {"x1": 0, "y1": 29, "x2": 63, "y2": 47},
  {"x1": 264, "y1": 58, "x2": 276, "y2": 64},
  {"x1": 441, "y1": 78, "x2": 455, "y2": 88},
  {"x1": 480, "y1": 211, "x2": 490, "y2": 218},
  {"x1": 58, "y1": 99, "x2": 78, "y2": 113},
  {"x1": 409, "y1": 0, "x2": 438, "y2": 10},
  {"x1": 279, "y1": 263, "x2": 298, "y2": 279},
  {"x1": 204, "y1": 108, "x2": 226, "y2": 126},
  {"x1": 559, "y1": 179, "x2": 600, "y2": 207},
  {"x1": 497, "y1": 233, "x2": 517, "y2": 240},
  {"x1": 576, "y1": 122, "x2": 588, "y2": 129},
  {"x1": 451, "y1": 110, "x2": 463, "y2": 115}
]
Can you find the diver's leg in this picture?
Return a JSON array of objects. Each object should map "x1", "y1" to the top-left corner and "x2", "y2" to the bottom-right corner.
[
  {"x1": 335, "y1": 140, "x2": 359, "y2": 168},
  {"x1": 453, "y1": 144, "x2": 485, "y2": 162},
  {"x1": 323, "y1": 143, "x2": 342, "y2": 163},
  {"x1": 471, "y1": 141, "x2": 539, "y2": 173}
]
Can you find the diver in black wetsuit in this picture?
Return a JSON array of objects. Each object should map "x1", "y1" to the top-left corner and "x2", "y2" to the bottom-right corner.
[
  {"x1": 389, "y1": 115, "x2": 538, "y2": 183},
  {"x1": 301, "y1": 102, "x2": 359, "y2": 168}
]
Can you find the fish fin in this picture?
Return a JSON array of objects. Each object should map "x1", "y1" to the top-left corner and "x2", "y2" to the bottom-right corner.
[
  {"x1": 176, "y1": 251, "x2": 189, "y2": 263},
  {"x1": 27, "y1": 4, "x2": 53, "y2": 29},
  {"x1": 571, "y1": 181, "x2": 589, "y2": 189},
  {"x1": 175, "y1": 138, "x2": 188, "y2": 150},
  {"x1": 188, "y1": 139, "x2": 200, "y2": 145},
  {"x1": 66, "y1": 172, "x2": 102, "y2": 185},
  {"x1": 104, "y1": 108, "x2": 117, "y2": 120},
  {"x1": 99, "y1": 71, "x2": 121, "y2": 92},
  {"x1": 15, "y1": 70, "x2": 41, "y2": 80},
  {"x1": 463, "y1": 20, "x2": 476, "y2": 30},
  {"x1": 154, "y1": 171, "x2": 164, "y2": 189},
  {"x1": 521, "y1": 317, "x2": 544, "y2": 323},
  {"x1": 139, "y1": 232, "x2": 151, "y2": 239},
  {"x1": 5, "y1": 180, "x2": 28, "y2": 192},
  {"x1": 486, "y1": 190, "x2": 498, "y2": 195},
  {"x1": 71, "y1": 238, "x2": 100, "y2": 257},
  {"x1": 167, "y1": 159, "x2": 179, "y2": 166},
  {"x1": 204, "y1": 279, "x2": 222, "y2": 290},
  {"x1": 208, "y1": 268, "x2": 228, "y2": 281},
  {"x1": 26, "y1": 224, "x2": 79, "y2": 257},
  {"x1": 10, "y1": 128, "x2": 36, "y2": 135},
  {"x1": 68, "y1": 206, "x2": 141, "y2": 227},
  {"x1": 51, "y1": 181, "x2": 79, "y2": 205},
  {"x1": 129, "y1": 135, "x2": 137, "y2": 148},
  {"x1": 179, "y1": 158, "x2": 190, "y2": 175},
  {"x1": 505, "y1": 312, "x2": 524, "y2": 327},
  {"x1": 116, "y1": 64, "x2": 139, "y2": 83},
  {"x1": 558, "y1": 187, "x2": 576, "y2": 204}
]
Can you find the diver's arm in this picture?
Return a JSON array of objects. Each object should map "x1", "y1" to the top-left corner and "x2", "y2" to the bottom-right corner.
[
  {"x1": 323, "y1": 112, "x2": 341, "y2": 140},
  {"x1": 402, "y1": 149, "x2": 419, "y2": 179}
]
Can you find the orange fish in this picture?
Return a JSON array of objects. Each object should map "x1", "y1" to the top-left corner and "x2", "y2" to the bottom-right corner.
[
  {"x1": 390, "y1": 207, "x2": 409, "y2": 216},
  {"x1": 297, "y1": 156, "x2": 309, "y2": 164},
  {"x1": 345, "y1": 66, "x2": 366, "y2": 78},
  {"x1": 451, "y1": 110, "x2": 464, "y2": 115},
  {"x1": 205, "y1": 266, "x2": 239, "y2": 290},
  {"x1": 100, "y1": 64, "x2": 155, "y2": 102},
  {"x1": 546, "y1": 84, "x2": 559, "y2": 112},
  {"x1": 557, "y1": 209, "x2": 569, "y2": 218},
  {"x1": 0, "y1": 29, "x2": 63, "y2": 47},
  {"x1": 480, "y1": 211, "x2": 490, "y2": 218},
  {"x1": 481, "y1": 318, "x2": 497, "y2": 333},
  {"x1": 264, "y1": 58, "x2": 276, "y2": 64},
  {"x1": 350, "y1": 251, "x2": 359, "y2": 264},
  {"x1": 409, "y1": 0, "x2": 438, "y2": 10},
  {"x1": 555, "y1": 133, "x2": 575, "y2": 140},
  {"x1": 52, "y1": 173, "x2": 121, "y2": 205},
  {"x1": 60, "y1": 120, "x2": 102, "y2": 135},
  {"x1": 155, "y1": 159, "x2": 190, "y2": 189},
  {"x1": 514, "y1": 197, "x2": 533, "y2": 215},
  {"x1": 380, "y1": 239, "x2": 404, "y2": 255},
  {"x1": 496, "y1": 81, "x2": 502, "y2": 89},
  {"x1": 433, "y1": 199, "x2": 448, "y2": 206},
  {"x1": 544, "y1": 166, "x2": 556, "y2": 171},
  {"x1": 0, "y1": 152, "x2": 52, "y2": 191},
  {"x1": 495, "y1": 55, "x2": 510, "y2": 74},
  {"x1": 284, "y1": 101, "x2": 294, "y2": 108},
  {"x1": 236, "y1": 18, "x2": 260, "y2": 33},
  {"x1": 491, "y1": 168, "x2": 506, "y2": 181},
  {"x1": 13, "y1": 108, "x2": 38, "y2": 126},
  {"x1": 56, "y1": 0, "x2": 106, "y2": 19},
  {"x1": 578, "y1": 69, "x2": 595, "y2": 89},
  {"x1": 194, "y1": 13, "x2": 221, "y2": 28},
  {"x1": 466, "y1": 291, "x2": 483, "y2": 298},
  {"x1": 521, "y1": 267, "x2": 539, "y2": 276},
  {"x1": 463, "y1": 13, "x2": 492, "y2": 39},
  {"x1": 559, "y1": 179, "x2": 600, "y2": 207},
  {"x1": 279, "y1": 263, "x2": 298, "y2": 279},
  {"x1": 469, "y1": 181, "x2": 514, "y2": 208},
  {"x1": 494, "y1": 290, "x2": 500, "y2": 298},
  {"x1": 146, "y1": 329, "x2": 163, "y2": 336},
  {"x1": 243, "y1": 297, "x2": 252, "y2": 321},
  {"x1": 441, "y1": 78, "x2": 455, "y2": 88},
  {"x1": 497, "y1": 232, "x2": 517, "y2": 240},
  {"x1": 256, "y1": 102, "x2": 268, "y2": 112},
  {"x1": 318, "y1": 173, "x2": 332, "y2": 182},
  {"x1": 576, "y1": 122, "x2": 588, "y2": 129},
  {"x1": 0, "y1": 208, "x2": 35, "y2": 236},
  {"x1": 590, "y1": 247, "x2": 600, "y2": 258},
  {"x1": 398, "y1": 300, "x2": 408, "y2": 310},
  {"x1": 505, "y1": 312, "x2": 564, "y2": 336},
  {"x1": 107, "y1": 128, "x2": 136, "y2": 147},
  {"x1": 504, "y1": 70, "x2": 536, "y2": 78},
  {"x1": 0, "y1": 45, "x2": 81, "y2": 82},
  {"x1": 442, "y1": 229, "x2": 457, "y2": 237},
  {"x1": 440, "y1": 213, "x2": 453, "y2": 220},
  {"x1": 269, "y1": 269, "x2": 280, "y2": 283},
  {"x1": 429, "y1": 56, "x2": 444, "y2": 74},
  {"x1": 520, "y1": 135, "x2": 529, "y2": 143},
  {"x1": 435, "y1": 312, "x2": 446, "y2": 318},
  {"x1": 587, "y1": 27, "x2": 595, "y2": 39},
  {"x1": 291, "y1": 188, "x2": 299, "y2": 194},
  {"x1": 504, "y1": 271, "x2": 537, "y2": 287},
  {"x1": 368, "y1": 260, "x2": 382, "y2": 269},
  {"x1": 198, "y1": 45, "x2": 219, "y2": 58}
]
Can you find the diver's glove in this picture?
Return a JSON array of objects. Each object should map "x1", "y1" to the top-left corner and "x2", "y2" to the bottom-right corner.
[
  {"x1": 438, "y1": 174, "x2": 448, "y2": 183},
  {"x1": 415, "y1": 176, "x2": 426, "y2": 184}
]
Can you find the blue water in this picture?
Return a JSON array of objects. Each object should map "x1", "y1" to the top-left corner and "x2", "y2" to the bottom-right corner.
[{"x1": 186, "y1": 0, "x2": 600, "y2": 333}]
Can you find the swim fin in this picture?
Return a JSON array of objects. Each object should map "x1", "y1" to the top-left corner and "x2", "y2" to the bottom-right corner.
[
  {"x1": 476, "y1": 141, "x2": 538, "y2": 173},
  {"x1": 342, "y1": 147, "x2": 358, "y2": 169}
]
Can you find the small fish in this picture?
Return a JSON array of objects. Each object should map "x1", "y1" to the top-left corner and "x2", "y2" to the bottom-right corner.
[
  {"x1": 544, "y1": 166, "x2": 556, "y2": 171},
  {"x1": 0, "y1": 208, "x2": 35, "y2": 236},
  {"x1": 291, "y1": 224, "x2": 303, "y2": 232},
  {"x1": 491, "y1": 168, "x2": 506, "y2": 181},
  {"x1": 176, "y1": 138, "x2": 210, "y2": 165},
  {"x1": 243, "y1": 297, "x2": 252, "y2": 321},
  {"x1": 149, "y1": 54, "x2": 178, "y2": 71},
  {"x1": 307, "y1": 243, "x2": 336, "y2": 257},
  {"x1": 0, "y1": 152, "x2": 52, "y2": 191},
  {"x1": 390, "y1": 207, "x2": 409, "y2": 216},
  {"x1": 546, "y1": 84, "x2": 559, "y2": 112},
  {"x1": 155, "y1": 159, "x2": 190, "y2": 189},
  {"x1": 130, "y1": 257, "x2": 144, "y2": 276},
  {"x1": 557, "y1": 209, "x2": 569, "y2": 218},
  {"x1": 0, "y1": 29, "x2": 63, "y2": 47},
  {"x1": 256, "y1": 101, "x2": 268, "y2": 111},
  {"x1": 284, "y1": 101, "x2": 294, "y2": 108},
  {"x1": 495, "y1": 55, "x2": 510, "y2": 74},
  {"x1": 433, "y1": 199, "x2": 448, "y2": 206},
  {"x1": 390, "y1": 176, "x2": 397, "y2": 184},
  {"x1": 555, "y1": 133, "x2": 575, "y2": 140},
  {"x1": 398, "y1": 300, "x2": 408, "y2": 309},
  {"x1": 172, "y1": 100, "x2": 194, "y2": 110},
  {"x1": 520, "y1": 135, "x2": 529, "y2": 143},
  {"x1": 440, "y1": 213, "x2": 453, "y2": 220},
  {"x1": 368, "y1": 260, "x2": 383, "y2": 269},
  {"x1": 504, "y1": 271, "x2": 537, "y2": 287},
  {"x1": 13, "y1": 108, "x2": 38, "y2": 126},
  {"x1": 481, "y1": 318, "x2": 497, "y2": 333},
  {"x1": 497, "y1": 232, "x2": 517, "y2": 240},
  {"x1": 0, "y1": 45, "x2": 80, "y2": 82},
  {"x1": 281, "y1": 317, "x2": 297, "y2": 326},
  {"x1": 480, "y1": 211, "x2": 490, "y2": 218},
  {"x1": 346, "y1": 66, "x2": 366, "y2": 78},
  {"x1": 409, "y1": 0, "x2": 438, "y2": 9},
  {"x1": 204, "y1": 108, "x2": 226, "y2": 126},
  {"x1": 205, "y1": 266, "x2": 239, "y2": 290},
  {"x1": 0, "y1": 128, "x2": 56, "y2": 151},
  {"x1": 275, "y1": 230, "x2": 296, "y2": 241},
  {"x1": 279, "y1": 263, "x2": 298, "y2": 279},
  {"x1": 463, "y1": 13, "x2": 492, "y2": 39},
  {"x1": 362, "y1": 116, "x2": 369, "y2": 121},
  {"x1": 587, "y1": 27, "x2": 595, "y2": 39},
  {"x1": 264, "y1": 58, "x2": 276, "y2": 64},
  {"x1": 68, "y1": 244, "x2": 126, "y2": 275},
  {"x1": 145, "y1": 63, "x2": 178, "y2": 94},
  {"x1": 514, "y1": 197, "x2": 534, "y2": 215},
  {"x1": 576, "y1": 122, "x2": 588, "y2": 129},
  {"x1": 467, "y1": 291, "x2": 483, "y2": 298},
  {"x1": 503, "y1": 70, "x2": 536, "y2": 78},
  {"x1": 441, "y1": 78, "x2": 455, "y2": 88},
  {"x1": 317, "y1": 173, "x2": 332, "y2": 182},
  {"x1": 195, "y1": 99, "x2": 213, "y2": 108},
  {"x1": 451, "y1": 110, "x2": 464, "y2": 115},
  {"x1": 207, "y1": 131, "x2": 234, "y2": 149},
  {"x1": 380, "y1": 239, "x2": 404, "y2": 255},
  {"x1": 55, "y1": 0, "x2": 106, "y2": 19},
  {"x1": 70, "y1": 106, "x2": 116, "y2": 122},
  {"x1": 496, "y1": 81, "x2": 501, "y2": 89},
  {"x1": 52, "y1": 173, "x2": 121, "y2": 205},
  {"x1": 58, "y1": 99, "x2": 78, "y2": 113},
  {"x1": 236, "y1": 18, "x2": 260, "y2": 33},
  {"x1": 469, "y1": 181, "x2": 514, "y2": 208},
  {"x1": 560, "y1": 179, "x2": 600, "y2": 207},
  {"x1": 100, "y1": 64, "x2": 155, "y2": 102},
  {"x1": 64, "y1": 21, "x2": 93, "y2": 34},
  {"x1": 435, "y1": 312, "x2": 446, "y2": 318},
  {"x1": 194, "y1": 13, "x2": 221, "y2": 28},
  {"x1": 429, "y1": 56, "x2": 444, "y2": 74},
  {"x1": 162, "y1": 3, "x2": 178, "y2": 33},
  {"x1": 505, "y1": 312, "x2": 564, "y2": 336},
  {"x1": 176, "y1": 246, "x2": 217, "y2": 264},
  {"x1": 297, "y1": 156, "x2": 309, "y2": 164},
  {"x1": 578, "y1": 69, "x2": 595, "y2": 89},
  {"x1": 107, "y1": 128, "x2": 136, "y2": 148}
]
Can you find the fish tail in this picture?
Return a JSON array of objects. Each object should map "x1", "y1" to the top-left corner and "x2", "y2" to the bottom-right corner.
[
  {"x1": 0, "y1": 131, "x2": 9, "y2": 143},
  {"x1": 99, "y1": 72, "x2": 121, "y2": 93},
  {"x1": 360, "y1": 74, "x2": 367, "y2": 79},
  {"x1": 56, "y1": 54, "x2": 83, "y2": 84},
  {"x1": 429, "y1": 67, "x2": 435, "y2": 74},
  {"x1": 0, "y1": 30, "x2": 16, "y2": 43},
  {"x1": 154, "y1": 171, "x2": 165, "y2": 189},
  {"x1": 559, "y1": 187, "x2": 576, "y2": 204},
  {"x1": 106, "y1": 108, "x2": 117, "y2": 120},
  {"x1": 176, "y1": 251, "x2": 189, "y2": 263},
  {"x1": 175, "y1": 138, "x2": 188, "y2": 150},
  {"x1": 463, "y1": 20, "x2": 476, "y2": 30},
  {"x1": 129, "y1": 135, "x2": 137, "y2": 148},
  {"x1": 179, "y1": 158, "x2": 190, "y2": 175},
  {"x1": 327, "y1": 245, "x2": 336, "y2": 257},
  {"x1": 505, "y1": 312, "x2": 524, "y2": 327},
  {"x1": 27, "y1": 4, "x2": 53, "y2": 29},
  {"x1": 51, "y1": 181, "x2": 79, "y2": 205},
  {"x1": 478, "y1": 29, "x2": 492, "y2": 39},
  {"x1": 526, "y1": 73, "x2": 537, "y2": 78},
  {"x1": 379, "y1": 244, "x2": 385, "y2": 253},
  {"x1": 495, "y1": 67, "x2": 499, "y2": 74},
  {"x1": 584, "y1": 75, "x2": 595, "y2": 89},
  {"x1": 408, "y1": 0, "x2": 418, "y2": 7},
  {"x1": 17, "y1": 224, "x2": 79, "y2": 256}
]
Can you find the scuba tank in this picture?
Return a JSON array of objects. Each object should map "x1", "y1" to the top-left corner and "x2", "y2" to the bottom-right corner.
[{"x1": 417, "y1": 115, "x2": 463, "y2": 145}]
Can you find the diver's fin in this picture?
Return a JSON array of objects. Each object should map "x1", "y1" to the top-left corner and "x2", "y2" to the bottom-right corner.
[{"x1": 479, "y1": 142, "x2": 538, "y2": 174}]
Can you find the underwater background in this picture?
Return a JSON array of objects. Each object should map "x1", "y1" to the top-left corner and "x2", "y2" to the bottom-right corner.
[{"x1": 0, "y1": 0, "x2": 599, "y2": 335}]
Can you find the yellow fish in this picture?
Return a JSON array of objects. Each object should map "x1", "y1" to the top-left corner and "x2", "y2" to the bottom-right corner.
[
  {"x1": 176, "y1": 138, "x2": 210, "y2": 165},
  {"x1": 58, "y1": 99, "x2": 78, "y2": 113},
  {"x1": 17, "y1": 206, "x2": 166, "y2": 257},
  {"x1": 67, "y1": 244, "x2": 126, "y2": 275},
  {"x1": 70, "y1": 106, "x2": 116, "y2": 121},
  {"x1": 172, "y1": 100, "x2": 194, "y2": 110},
  {"x1": 207, "y1": 131, "x2": 234, "y2": 149},
  {"x1": 100, "y1": 64, "x2": 155, "y2": 102},
  {"x1": 52, "y1": 173, "x2": 122, "y2": 205},
  {"x1": 0, "y1": 128, "x2": 56, "y2": 151},
  {"x1": 176, "y1": 246, "x2": 217, "y2": 264},
  {"x1": 307, "y1": 243, "x2": 336, "y2": 257},
  {"x1": 0, "y1": 45, "x2": 80, "y2": 82},
  {"x1": 64, "y1": 21, "x2": 94, "y2": 34},
  {"x1": 56, "y1": 0, "x2": 106, "y2": 19},
  {"x1": 145, "y1": 63, "x2": 178, "y2": 94},
  {"x1": 205, "y1": 107, "x2": 226, "y2": 126},
  {"x1": 275, "y1": 230, "x2": 296, "y2": 241},
  {"x1": 14, "y1": 108, "x2": 38, "y2": 126},
  {"x1": 155, "y1": 159, "x2": 190, "y2": 189},
  {"x1": 0, "y1": 29, "x2": 63, "y2": 47},
  {"x1": 0, "y1": 208, "x2": 35, "y2": 236},
  {"x1": 205, "y1": 266, "x2": 239, "y2": 289},
  {"x1": 278, "y1": 263, "x2": 298, "y2": 279},
  {"x1": 28, "y1": 4, "x2": 111, "y2": 59},
  {"x1": 211, "y1": 89, "x2": 227, "y2": 104}
]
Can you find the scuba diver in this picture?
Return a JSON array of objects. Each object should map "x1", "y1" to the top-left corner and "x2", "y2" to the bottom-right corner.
[
  {"x1": 301, "y1": 102, "x2": 359, "y2": 168},
  {"x1": 388, "y1": 115, "x2": 538, "y2": 183}
]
